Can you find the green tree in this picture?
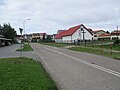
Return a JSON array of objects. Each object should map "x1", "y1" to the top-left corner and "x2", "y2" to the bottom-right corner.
[
  {"x1": 2, "y1": 23, "x2": 17, "y2": 41},
  {"x1": 0, "y1": 25, "x2": 3, "y2": 35}
]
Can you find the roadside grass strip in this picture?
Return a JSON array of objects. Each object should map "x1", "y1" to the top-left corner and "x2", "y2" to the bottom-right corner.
[
  {"x1": 0, "y1": 57, "x2": 57, "y2": 90},
  {"x1": 40, "y1": 42, "x2": 69, "y2": 47},
  {"x1": 69, "y1": 46, "x2": 120, "y2": 60},
  {"x1": 87, "y1": 44, "x2": 120, "y2": 51},
  {"x1": 16, "y1": 44, "x2": 33, "y2": 51}
]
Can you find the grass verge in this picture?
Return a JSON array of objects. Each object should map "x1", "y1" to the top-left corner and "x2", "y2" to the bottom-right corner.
[
  {"x1": 0, "y1": 57, "x2": 57, "y2": 90},
  {"x1": 16, "y1": 43, "x2": 33, "y2": 51},
  {"x1": 40, "y1": 42, "x2": 69, "y2": 47},
  {"x1": 69, "y1": 46, "x2": 120, "y2": 60},
  {"x1": 87, "y1": 44, "x2": 120, "y2": 51}
]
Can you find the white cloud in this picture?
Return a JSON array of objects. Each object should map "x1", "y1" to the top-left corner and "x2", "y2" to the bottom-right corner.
[{"x1": 0, "y1": 0, "x2": 120, "y2": 34}]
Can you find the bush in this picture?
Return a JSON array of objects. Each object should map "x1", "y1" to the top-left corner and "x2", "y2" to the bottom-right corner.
[{"x1": 114, "y1": 39, "x2": 120, "y2": 44}]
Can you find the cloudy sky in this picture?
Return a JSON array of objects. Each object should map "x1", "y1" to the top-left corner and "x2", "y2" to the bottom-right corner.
[{"x1": 0, "y1": 0, "x2": 120, "y2": 34}]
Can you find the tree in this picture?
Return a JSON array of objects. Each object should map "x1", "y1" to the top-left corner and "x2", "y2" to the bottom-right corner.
[
  {"x1": 46, "y1": 35, "x2": 52, "y2": 42},
  {"x1": 0, "y1": 25, "x2": 3, "y2": 35},
  {"x1": 106, "y1": 31, "x2": 110, "y2": 34},
  {"x1": 2, "y1": 23, "x2": 17, "y2": 41},
  {"x1": 42, "y1": 34, "x2": 45, "y2": 41}
]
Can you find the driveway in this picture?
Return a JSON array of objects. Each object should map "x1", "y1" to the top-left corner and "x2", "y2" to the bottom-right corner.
[{"x1": 31, "y1": 43, "x2": 120, "y2": 90}]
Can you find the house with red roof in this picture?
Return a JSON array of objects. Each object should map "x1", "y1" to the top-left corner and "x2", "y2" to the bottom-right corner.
[
  {"x1": 111, "y1": 30, "x2": 120, "y2": 40},
  {"x1": 55, "y1": 24, "x2": 93, "y2": 43},
  {"x1": 98, "y1": 33, "x2": 111, "y2": 40},
  {"x1": 92, "y1": 30, "x2": 107, "y2": 40}
]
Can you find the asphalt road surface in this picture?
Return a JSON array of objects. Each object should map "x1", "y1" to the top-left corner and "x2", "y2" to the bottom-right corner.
[
  {"x1": 0, "y1": 44, "x2": 35, "y2": 58},
  {"x1": 31, "y1": 43, "x2": 120, "y2": 90}
]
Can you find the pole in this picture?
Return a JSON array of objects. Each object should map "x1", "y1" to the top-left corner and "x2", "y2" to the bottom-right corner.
[
  {"x1": 20, "y1": 33, "x2": 22, "y2": 57},
  {"x1": 23, "y1": 19, "x2": 30, "y2": 43},
  {"x1": 19, "y1": 28, "x2": 23, "y2": 57}
]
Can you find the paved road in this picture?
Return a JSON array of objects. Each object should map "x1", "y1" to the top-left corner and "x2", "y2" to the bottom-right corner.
[
  {"x1": 31, "y1": 43, "x2": 120, "y2": 90},
  {"x1": 0, "y1": 44, "x2": 35, "y2": 58}
]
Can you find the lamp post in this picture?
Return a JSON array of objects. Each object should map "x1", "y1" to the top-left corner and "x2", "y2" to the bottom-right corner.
[{"x1": 23, "y1": 19, "x2": 30, "y2": 42}]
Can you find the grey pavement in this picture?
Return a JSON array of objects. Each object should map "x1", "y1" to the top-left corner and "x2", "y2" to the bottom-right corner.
[
  {"x1": 0, "y1": 44, "x2": 35, "y2": 59},
  {"x1": 31, "y1": 43, "x2": 120, "y2": 90}
]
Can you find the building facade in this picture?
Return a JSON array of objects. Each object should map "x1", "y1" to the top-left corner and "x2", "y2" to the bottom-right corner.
[{"x1": 55, "y1": 24, "x2": 93, "y2": 43}]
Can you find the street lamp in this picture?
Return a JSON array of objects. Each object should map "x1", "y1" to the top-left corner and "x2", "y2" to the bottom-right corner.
[{"x1": 23, "y1": 19, "x2": 30, "y2": 42}]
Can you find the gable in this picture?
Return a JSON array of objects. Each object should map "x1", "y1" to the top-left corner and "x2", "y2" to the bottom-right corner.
[{"x1": 55, "y1": 24, "x2": 93, "y2": 39}]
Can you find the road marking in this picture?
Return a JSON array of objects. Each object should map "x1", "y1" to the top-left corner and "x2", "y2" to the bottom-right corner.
[{"x1": 44, "y1": 47, "x2": 120, "y2": 77}]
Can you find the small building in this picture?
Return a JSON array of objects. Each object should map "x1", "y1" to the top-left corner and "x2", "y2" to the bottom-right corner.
[
  {"x1": 51, "y1": 34, "x2": 57, "y2": 41},
  {"x1": 55, "y1": 24, "x2": 93, "y2": 43},
  {"x1": 31, "y1": 33, "x2": 47, "y2": 42},
  {"x1": 32, "y1": 33, "x2": 40, "y2": 39},
  {"x1": 25, "y1": 34, "x2": 32, "y2": 42},
  {"x1": 111, "y1": 30, "x2": 120, "y2": 40},
  {"x1": 0, "y1": 37, "x2": 12, "y2": 47},
  {"x1": 98, "y1": 33, "x2": 111, "y2": 40},
  {"x1": 93, "y1": 30, "x2": 107, "y2": 40},
  {"x1": 40, "y1": 33, "x2": 47, "y2": 40}
]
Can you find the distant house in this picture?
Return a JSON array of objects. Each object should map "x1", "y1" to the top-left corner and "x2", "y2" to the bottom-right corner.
[
  {"x1": 55, "y1": 24, "x2": 93, "y2": 43},
  {"x1": 111, "y1": 30, "x2": 120, "y2": 40},
  {"x1": 31, "y1": 33, "x2": 47, "y2": 42},
  {"x1": 32, "y1": 33, "x2": 40, "y2": 39},
  {"x1": 51, "y1": 34, "x2": 57, "y2": 41},
  {"x1": 0, "y1": 35, "x2": 12, "y2": 47},
  {"x1": 25, "y1": 34, "x2": 32, "y2": 42},
  {"x1": 98, "y1": 33, "x2": 111, "y2": 40},
  {"x1": 92, "y1": 30, "x2": 107, "y2": 40},
  {"x1": 39, "y1": 33, "x2": 47, "y2": 40},
  {"x1": 16, "y1": 35, "x2": 23, "y2": 43}
]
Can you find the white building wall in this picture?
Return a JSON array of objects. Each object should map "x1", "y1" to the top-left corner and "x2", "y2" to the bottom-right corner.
[
  {"x1": 55, "y1": 39, "x2": 62, "y2": 43},
  {"x1": 71, "y1": 29, "x2": 80, "y2": 40},
  {"x1": 72, "y1": 26, "x2": 92, "y2": 41},
  {"x1": 80, "y1": 26, "x2": 92, "y2": 40},
  {"x1": 111, "y1": 35, "x2": 120, "y2": 40},
  {"x1": 62, "y1": 26, "x2": 93, "y2": 43},
  {"x1": 62, "y1": 36, "x2": 72, "y2": 43}
]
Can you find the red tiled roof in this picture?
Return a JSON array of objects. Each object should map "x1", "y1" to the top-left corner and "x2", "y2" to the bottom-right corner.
[
  {"x1": 93, "y1": 30, "x2": 104, "y2": 33},
  {"x1": 55, "y1": 31, "x2": 66, "y2": 39},
  {"x1": 111, "y1": 30, "x2": 120, "y2": 34},
  {"x1": 55, "y1": 24, "x2": 93, "y2": 39},
  {"x1": 98, "y1": 33, "x2": 111, "y2": 37}
]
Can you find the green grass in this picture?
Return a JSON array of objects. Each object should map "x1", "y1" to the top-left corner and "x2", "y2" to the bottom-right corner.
[
  {"x1": 40, "y1": 42, "x2": 69, "y2": 47},
  {"x1": 16, "y1": 44, "x2": 33, "y2": 51},
  {"x1": 69, "y1": 46, "x2": 120, "y2": 60},
  {"x1": 0, "y1": 57, "x2": 57, "y2": 90},
  {"x1": 90, "y1": 44, "x2": 120, "y2": 51}
]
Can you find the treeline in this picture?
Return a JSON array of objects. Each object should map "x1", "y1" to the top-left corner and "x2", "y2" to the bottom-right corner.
[{"x1": 0, "y1": 23, "x2": 17, "y2": 42}]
